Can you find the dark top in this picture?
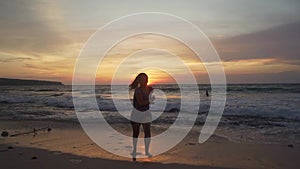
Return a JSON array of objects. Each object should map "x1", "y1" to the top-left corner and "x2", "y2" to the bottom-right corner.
[{"x1": 133, "y1": 87, "x2": 151, "y2": 111}]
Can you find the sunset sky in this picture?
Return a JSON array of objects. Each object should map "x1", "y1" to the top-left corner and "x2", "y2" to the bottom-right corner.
[{"x1": 0, "y1": 0, "x2": 299, "y2": 84}]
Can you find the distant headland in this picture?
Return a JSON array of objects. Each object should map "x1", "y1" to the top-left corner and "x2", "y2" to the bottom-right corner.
[{"x1": 0, "y1": 78, "x2": 64, "y2": 85}]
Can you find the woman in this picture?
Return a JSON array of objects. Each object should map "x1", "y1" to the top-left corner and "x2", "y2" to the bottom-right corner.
[{"x1": 129, "y1": 73, "x2": 154, "y2": 161}]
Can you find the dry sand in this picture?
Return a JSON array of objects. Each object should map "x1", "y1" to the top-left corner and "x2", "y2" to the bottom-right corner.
[{"x1": 0, "y1": 120, "x2": 299, "y2": 169}]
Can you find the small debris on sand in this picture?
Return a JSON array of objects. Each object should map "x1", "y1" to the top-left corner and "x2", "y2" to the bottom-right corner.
[{"x1": 1, "y1": 131, "x2": 9, "y2": 137}]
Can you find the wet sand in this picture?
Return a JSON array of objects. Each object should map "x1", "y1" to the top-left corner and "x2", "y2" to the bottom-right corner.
[{"x1": 0, "y1": 120, "x2": 299, "y2": 169}]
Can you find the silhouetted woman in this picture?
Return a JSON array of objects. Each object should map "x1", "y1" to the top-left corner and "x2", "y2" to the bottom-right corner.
[{"x1": 129, "y1": 73, "x2": 154, "y2": 161}]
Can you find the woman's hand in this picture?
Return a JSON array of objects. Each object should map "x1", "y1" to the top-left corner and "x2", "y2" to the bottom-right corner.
[{"x1": 149, "y1": 95, "x2": 155, "y2": 104}]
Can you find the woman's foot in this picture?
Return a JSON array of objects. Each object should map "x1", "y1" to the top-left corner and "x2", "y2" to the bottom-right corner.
[
  {"x1": 131, "y1": 150, "x2": 137, "y2": 162},
  {"x1": 145, "y1": 152, "x2": 152, "y2": 158}
]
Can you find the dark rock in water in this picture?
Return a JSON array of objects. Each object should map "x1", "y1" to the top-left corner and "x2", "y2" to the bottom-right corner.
[
  {"x1": 1, "y1": 131, "x2": 9, "y2": 137},
  {"x1": 51, "y1": 93, "x2": 64, "y2": 96},
  {"x1": 31, "y1": 156, "x2": 37, "y2": 160},
  {"x1": 7, "y1": 146, "x2": 13, "y2": 149},
  {"x1": 167, "y1": 108, "x2": 180, "y2": 112},
  {"x1": 231, "y1": 122, "x2": 240, "y2": 126},
  {"x1": 47, "y1": 128, "x2": 52, "y2": 132},
  {"x1": 198, "y1": 111, "x2": 208, "y2": 115},
  {"x1": 37, "y1": 89, "x2": 56, "y2": 92},
  {"x1": 288, "y1": 144, "x2": 294, "y2": 148}
]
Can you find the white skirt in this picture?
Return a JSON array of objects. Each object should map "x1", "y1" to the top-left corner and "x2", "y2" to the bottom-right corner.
[{"x1": 130, "y1": 108, "x2": 152, "y2": 123}]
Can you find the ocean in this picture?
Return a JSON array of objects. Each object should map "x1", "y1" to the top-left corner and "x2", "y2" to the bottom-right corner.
[{"x1": 0, "y1": 84, "x2": 299, "y2": 144}]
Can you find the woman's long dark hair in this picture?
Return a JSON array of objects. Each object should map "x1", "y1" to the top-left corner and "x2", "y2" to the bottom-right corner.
[{"x1": 129, "y1": 73, "x2": 148, "y2": 90}]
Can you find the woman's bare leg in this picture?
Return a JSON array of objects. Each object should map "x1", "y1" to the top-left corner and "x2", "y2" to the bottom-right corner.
[
  {"x1": 142, "y1": 122, "x2": 152, "y2": 157},
  {"x1": 131, "y1": 121, "x2": 141, "y2": 161}
]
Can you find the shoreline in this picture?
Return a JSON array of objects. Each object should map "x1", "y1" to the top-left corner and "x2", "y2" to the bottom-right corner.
[
  {"x1": 1, "y1": 119, "x2": 300, "y2": 169},
  {"x1": 1, "y1": 116, "x2": 298, "y2": 146}
]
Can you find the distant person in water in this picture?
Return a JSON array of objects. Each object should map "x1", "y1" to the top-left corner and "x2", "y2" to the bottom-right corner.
[
  {"x1": 206, "y1": 89, "x2": 209, "y2": 97},
  {"x1": 129, "y1": 73, "x2": 155, "y2": 161}
]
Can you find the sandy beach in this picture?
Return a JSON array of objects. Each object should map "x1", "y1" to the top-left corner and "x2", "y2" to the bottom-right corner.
[{"x1": 0, "y1": 119, "x2": 299, "y2": 169}]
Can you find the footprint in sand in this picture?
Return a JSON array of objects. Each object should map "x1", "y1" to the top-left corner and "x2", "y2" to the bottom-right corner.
[
  {"x1": 52, "y1": 151, "x2": 62, "y2": 155},
  {"x1": 125, "y1": 145, "x2": 132, "y2": 148},
  {"x1": 69, "y1": 159, "x2": 82, "y2": 164}
]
